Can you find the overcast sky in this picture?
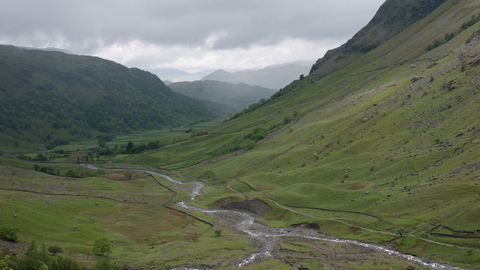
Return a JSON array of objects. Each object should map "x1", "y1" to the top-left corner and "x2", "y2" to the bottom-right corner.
[{"x1": 0, "y1": 0, "x2": 386, "y2": 73}]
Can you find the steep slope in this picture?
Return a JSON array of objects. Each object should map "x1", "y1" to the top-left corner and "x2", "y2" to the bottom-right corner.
[
  {"x1": 202, "y1": 62, "x2": 312, "y2": 89},
  {"x1": 310, "y1": 0, "x2": 448, "y2": 76},
  {"x1": 169, "y1": 80, "x2": 277, "y2": 111},
  {"x1": 129, "y1": 0, "x2": 480, "y2": 267},
  {"x1": 0, "y1": 45, "x2": 226, "y2": 151}
]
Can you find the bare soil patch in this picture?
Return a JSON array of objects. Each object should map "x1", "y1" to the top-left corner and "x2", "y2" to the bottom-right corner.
[{"x1": 347, "y1": 181, "x2": 370, "y2": 190}]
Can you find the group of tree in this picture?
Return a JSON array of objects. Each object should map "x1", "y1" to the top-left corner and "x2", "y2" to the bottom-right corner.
[
  {"x1": 45, "y1": 139, "x2": 70, "y2": 150},
  {"x1": 123, "y1": 140, "x2": 164, "y2": 154},
  {"x1": 0, "y1": 241, "x2": 79, "y2": 270},
  {"x1": 0, "y1": 233, "x2": 120, "y2": 270}
]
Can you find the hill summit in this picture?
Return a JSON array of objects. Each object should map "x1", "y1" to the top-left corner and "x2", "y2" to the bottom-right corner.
[
  {"x1": 0, "y1": 45, "x2": 225, "y2": 150},
  {"x1": 310, "y1": 0, "x2": 448, "y2": 76}
]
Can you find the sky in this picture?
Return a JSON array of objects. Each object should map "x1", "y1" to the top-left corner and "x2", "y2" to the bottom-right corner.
[{"x1": 0, "y1": 0, "x2": 386, "y2": 74}]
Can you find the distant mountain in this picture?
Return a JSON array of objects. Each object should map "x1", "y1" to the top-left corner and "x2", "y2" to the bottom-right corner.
[
  {"x1": 0, "y1": 45, "x2": 227, "y2": 148},
  {"x1": 169, "y1": 80, "x2": 277, "y2": 111},
  {"x1": 150, "y1": 68, "x2": 214, "y2": 82},
  {"x1": 201, "y1": 62, "x2": 312, "y2": 89}
]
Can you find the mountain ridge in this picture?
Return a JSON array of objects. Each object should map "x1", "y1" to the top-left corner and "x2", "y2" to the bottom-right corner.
[
  {"x1": 0, "y1": 45, "x2": 226, "y2": 151},
  {"x1": 169, "y1": 80, "x2": 277, "y2": 111},
  {"x1": 202, "y1": 62, "x2": 312, "y2": 89},
  {"x1": 309, "y1": 0, "x2": 448, "y2": 76}
]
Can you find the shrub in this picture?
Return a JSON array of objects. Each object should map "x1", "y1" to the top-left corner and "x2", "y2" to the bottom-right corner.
[
  {"x1": 92, "y1": 238, "x2": 112, "y2": 257},
  {"x1": 462, "y1": 13, "x2": 480, "y2": 30},
  {"x1": 0, "y1": 255, "x2": 13, "y2": 270},
  {"x1": 427, "y1": 39, "x2": 443, "y2": 51},
  {"x1": 50, "y1": 257, "x2": 82, "y2": 270},
  {"x1": 48, "y1": 245, "x2": 63, "y2": 256},
  {"x1": 0, "y1": 225, "x2": 19, "y2": 242},
  {"x1": 123, "y1": 171, "x2": 134, "y2": 180}
]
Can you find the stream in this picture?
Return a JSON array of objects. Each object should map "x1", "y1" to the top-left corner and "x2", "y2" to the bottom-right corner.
[{"x1": 81, "y1": 164, "x2": 467, "y2": 270}]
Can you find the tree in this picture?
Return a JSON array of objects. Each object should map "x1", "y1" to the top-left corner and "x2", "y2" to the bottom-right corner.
[
  {"x1": 0, "y1": 255, "x2": 13, "y2": 270},
  {"x1": 396, "y1": 227, "x2": 408, "y2": 245},
  {"x1": 19, "y1": 240, "x2": 48, "y2": 270},
  {"x1": 214, "y1": 229, "x2": 222, "y2": 237},
  {"x1": 92, "y1": 238, "x2": 112, "y2": 257},
  {"x1": 299, "y1": 74, "x2": 304, "y2": 80},
  {"x1": 48, "y1": 246, "x2": 63, "y2": 256},
  {"x1": 126, "y1": 141, "x2": 134, "y2": 153},
  {"x1": 0, "y1": 225, "x2": 19, "y2": 242}
]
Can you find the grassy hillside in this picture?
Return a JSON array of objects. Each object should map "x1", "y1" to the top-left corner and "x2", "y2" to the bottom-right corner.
[
  {"x1": 310, "y1": 0, "x2": 448, "y2": 76},
  {"x1": 0, "y1": 45, "x2": 228, "y2": 153},
  {"x1": 2, "y1": 0, "x2": 480, "y2": 269},
  {"x1": 118, "y1": 0, "x2": 480, "y2": 267},
  {"x1": 169, "y1": 80, "x2": 277, "y2": 111}
]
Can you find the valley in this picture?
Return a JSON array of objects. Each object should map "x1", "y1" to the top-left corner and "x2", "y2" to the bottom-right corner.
[{"x1": 1, "y1": 0, "x2": 480, "y2": 269}]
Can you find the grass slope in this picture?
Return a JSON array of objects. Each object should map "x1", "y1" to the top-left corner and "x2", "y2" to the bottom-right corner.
[
  {"x1": 117, "y1": 0, "x2": 480, "y2": 267},
  {"x1": 3, "y1": 0, "x2": 480, "y2": 268}
]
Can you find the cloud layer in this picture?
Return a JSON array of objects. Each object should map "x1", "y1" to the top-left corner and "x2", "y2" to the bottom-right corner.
[{"x1": 0, "y1": 0, "x2": 386, "y2": 72}]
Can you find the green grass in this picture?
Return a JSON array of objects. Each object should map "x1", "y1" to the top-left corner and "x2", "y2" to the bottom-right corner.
[
  {"x1": 0, "y1": 165, "x2": 256, "y2": 267},
  {"x1": 3, "y1": 1, "x2": 480, "y2": 268}
]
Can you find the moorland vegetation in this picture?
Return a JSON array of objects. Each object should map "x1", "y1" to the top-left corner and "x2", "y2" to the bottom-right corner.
[{"x1": 1, "y1": 0, "x2": 480, "y2": 269}]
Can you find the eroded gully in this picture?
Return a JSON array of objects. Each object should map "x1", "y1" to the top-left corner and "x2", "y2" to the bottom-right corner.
[{"x1": 81, "y1": 165, "x2": 468, "y2": 270}]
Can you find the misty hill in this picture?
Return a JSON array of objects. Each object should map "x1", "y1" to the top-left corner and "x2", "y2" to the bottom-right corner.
[
  {"x1": 0, "y1": 45, "x2": 226, "y2": 148},
  {"x1": 169, "y1": 80, "x2": 277, "y2": 111},
  {"x1": 151, "y1": 68, "x2": 213, "y2": 82},
  {"x1": 202, "y1": 61, "x2": 312, "y2": 89}
]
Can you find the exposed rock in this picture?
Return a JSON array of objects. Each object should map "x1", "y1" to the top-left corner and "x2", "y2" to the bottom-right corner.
[
  {"x1": 217, "y1": 198, "x2": 272, "y2": 217},
  {"x1": 466, "y1": 29, "x2": 480, "y2": 44},
  {"x1": 290, "y1": 223, "x2": 321, "y2": 230},
  {"x1": 411, "y1": 76, "x2": 425, "y2": 82}
]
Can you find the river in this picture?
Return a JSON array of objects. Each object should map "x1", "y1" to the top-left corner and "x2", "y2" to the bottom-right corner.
[{"x1": 81, "y1": 164, "x2": 468, "y2": 269}]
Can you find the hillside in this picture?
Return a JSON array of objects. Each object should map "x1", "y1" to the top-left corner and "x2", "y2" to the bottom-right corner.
[
  {"x1": 2, "y1": 0, "x2": 480, "y2": 269},
  {"x1": 169, "y1": 80, "x2": 277, "y2": 111},
  {"x1": 121, "y1": 0, "x2": 480, "y2": 267},
  {"x1": 310, "y1": 0, "x2": 448, "y2": 76},
  {"x1": 0, "y1": 45, "x2": 226, "y2": 152},
  {"x1": 202, "y1": 62, "x2": 312, "y2": 89}
]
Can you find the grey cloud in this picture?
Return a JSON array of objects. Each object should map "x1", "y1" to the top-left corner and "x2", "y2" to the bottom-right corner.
[{"x1": 1, "y1": 0, "x2": 385, "y2": 53}]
